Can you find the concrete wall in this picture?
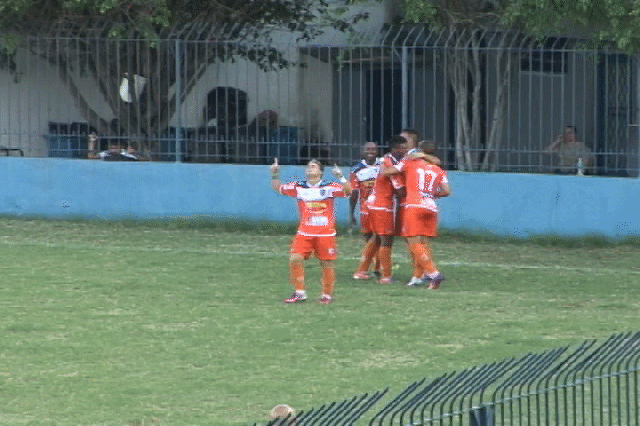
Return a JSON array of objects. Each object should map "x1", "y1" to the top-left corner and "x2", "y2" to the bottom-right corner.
[{"x1": 1, "y1": 158, "x2": 639, "y2": 239}]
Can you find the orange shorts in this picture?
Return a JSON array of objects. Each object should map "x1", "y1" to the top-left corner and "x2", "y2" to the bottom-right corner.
[
  {"x1": 369, "y1": 208, "x2": 396, "y2": 236},
  {"x1": 290, "y1": 234, "x2": 337, "y2": 260},
  {"x1": 359, "y1": 210, "x2": 374, "y2": 235},
  {"x1": 399, "y1": 206, "x2": 438, "y2": 237}
]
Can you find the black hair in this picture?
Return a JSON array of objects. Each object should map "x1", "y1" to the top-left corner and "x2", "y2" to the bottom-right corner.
[
  {"x1": 389, "y1": 135, "x2": 408, "y2": 149},
  {"x1": 418, "y1": 140, "x2": 437, "y2": 156}
]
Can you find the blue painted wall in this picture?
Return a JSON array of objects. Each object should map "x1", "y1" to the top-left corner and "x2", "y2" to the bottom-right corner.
[{"x1": 1, "y1": 158, "x2": 639, "y2": 239}]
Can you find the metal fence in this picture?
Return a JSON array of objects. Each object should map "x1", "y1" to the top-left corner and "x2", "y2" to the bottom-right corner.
[
  {"x1": 255, "y1": 331, "x2": 640, "y2": 426},
  {"x1": 1, "y1": 25, "x2": 638, "y2": 176}
]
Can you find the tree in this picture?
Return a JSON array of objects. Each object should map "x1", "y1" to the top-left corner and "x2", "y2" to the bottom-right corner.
[
  {"x1": 502, "y1": 0, "x2": 640, "y2": 54},
  {"x1": 402, "y1": 0, "x2": 518, "y2": 171},
  {"x1": 0, "y1": 0, "x2": 367, "y2": 150},
  {"x1": 401, "y1": 0, "x2": 640, "y2": 171}
]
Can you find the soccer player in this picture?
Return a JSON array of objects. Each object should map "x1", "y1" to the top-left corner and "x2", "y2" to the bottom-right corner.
[
  {"x1": 382, "y1": 131, "x2": 440, "y2": 285},
  {"x1": 395, "y1": 140, "x2": 450, "y2": 289},
  {"x1": 270, "y1": 158, "x2": 352, "y2": 305},
  {"x1": 349, "y1": 142, "x2": 381, "y2": 277},
  {"x1": 400, "y1": 129, "x2": 419, "y2": 151},
  {"x1": 352, "y1": 135, "x2": 408, "y2": 283}
]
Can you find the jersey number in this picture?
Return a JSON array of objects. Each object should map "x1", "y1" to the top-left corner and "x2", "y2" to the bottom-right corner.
[{"x1": 417, "y1": 168, "x2": 439, "y2": 193}]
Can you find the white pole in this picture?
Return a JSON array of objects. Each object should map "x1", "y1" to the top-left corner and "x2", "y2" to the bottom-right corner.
[{"x1": 402, "y1": 46, "x2": 409, "y2": 129}]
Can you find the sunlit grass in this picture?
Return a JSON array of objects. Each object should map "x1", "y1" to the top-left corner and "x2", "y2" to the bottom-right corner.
[{"x1": 1, "y1": 217, "x2": 639, "y2": 426}]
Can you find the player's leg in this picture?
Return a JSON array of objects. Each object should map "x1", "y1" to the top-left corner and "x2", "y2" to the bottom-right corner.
[
  {"x1": 406, "y1": 238, "x2": 425, "y2": 286},
  {"x1": 365, "y1": 208, "x2": 395, "y2": 283},
  {"x1": 284, "y1": 235, "x2": 312, "y2": 303},
  {"x1": 361, "y1": 212, "x2": 381, "y2": 277},
  {"x1": 377, "y1": 234, "x2": 395, "y2": 283},
  {"x1": 422, "y1": 236, "x2": 445, "y2": 289},
  {"x1": 419, "y1": 212, "x2": 445, "y2": 289},
  {"x1": 315, "y1": 236, "x2": 338, "y2": 304},
  {"x1": 400, "y1": 208, "x2": 425, "y2": 286},
  {"x1": 353, "y1": 233, "x2": 380, "y2": 279},
  {"x1": 353, "y1": 209, "x2": 384, "y2": 279},
  {"x1": 362, "y1": 231, "x2": 381, "y2": 277},
  {"x1": 406, "y1": 235, "x2": 436, "y2": 275}
]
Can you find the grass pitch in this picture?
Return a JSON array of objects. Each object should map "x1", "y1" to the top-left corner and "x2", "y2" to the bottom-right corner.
[{"x1": 1, "y1": 218, "x2": 639, "y2": 426}]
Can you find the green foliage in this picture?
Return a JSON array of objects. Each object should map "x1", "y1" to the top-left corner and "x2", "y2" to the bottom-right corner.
[
  {"x1": 0, "y1": 0, "x2": 368, "y2": 40},
  {"x1": 501, "y1": 0, "x2": 640, "y2": 53},
  {"x1": 402, "y1": 0, "x2": 640, "y2": 54}
]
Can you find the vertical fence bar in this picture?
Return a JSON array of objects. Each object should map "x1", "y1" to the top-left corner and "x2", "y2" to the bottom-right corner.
[
  {"x1": 401, "y1": 46, "x2": 408, "y2": 130},
  {"x1": 174, "y1": 38, "x2": 181, "y2": 162}
]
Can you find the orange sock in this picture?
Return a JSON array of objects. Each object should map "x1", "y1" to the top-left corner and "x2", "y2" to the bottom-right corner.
[
  {"x1": 424, "y1": 242, "x2": 438, "y2": 275},
  {"x1": 355, "y1": 238, "x2": 380, "y2": 273},
  {"x1": 321, "y1": 264, "x2": 335, "y2": 295},
  {"x1": 410, "y1": 249, "x2": 424, "y2": 278},
  {"x1": 289, "y1": 261, "x2": 305, "y2": 291},
  {"x1": 409, "y1": 243, "x2": 437, "y2": 276},
  {"x1": 378, "y1": 246, "x2": 393, "y2": 278}
]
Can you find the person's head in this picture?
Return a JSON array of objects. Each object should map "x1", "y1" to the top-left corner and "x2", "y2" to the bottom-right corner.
[
  {"x1": 400, "y1": 129, "x2": 420, "y2": 149},
  {"x1": 388, "y1": 135, "x2": 408, "y2": 159},
  {"x1": 361, "y1": 142, "x2": 378, "y2": 163},
  {"x1": 418, "y1": 140, "x2": 437, "y2": 156},
  {"x1": 305, "y1": 159, "x2": 324, "y2": 183},
  {"x1": 563, "y1": 126, "x2": 577, "y2": 142}
]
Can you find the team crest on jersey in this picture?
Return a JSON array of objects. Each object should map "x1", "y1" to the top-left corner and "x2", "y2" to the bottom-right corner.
[{"x1": 297, "y1": 186, "x2": 332, "y2": 201}]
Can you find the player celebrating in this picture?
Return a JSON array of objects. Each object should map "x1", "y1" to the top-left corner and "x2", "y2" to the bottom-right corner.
[
  {"x1": 349, "y1": 142, "x2": 381, "y2": 277},
  {"x1": 352, "y1": 135, "x2": 408, "y2": 283},
  {"x1": 270, "y1": 158, "x2": 352, "y2": 304},
  {"x1": 394, "y1": 140, "x2": 450, "y2": 289}
]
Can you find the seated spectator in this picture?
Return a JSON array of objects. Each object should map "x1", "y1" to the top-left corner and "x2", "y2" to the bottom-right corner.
[{"x1": 546, "y1": 126, "x2": 594, "y2": 174}]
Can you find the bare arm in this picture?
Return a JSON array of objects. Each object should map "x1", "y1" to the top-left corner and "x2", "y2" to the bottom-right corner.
[
  {"x1": 382, "y1": 163, "x2": 400, "y2": 176},
  {"x1": 270, "y1": 158, "x2": 281, "y2": 193},
  {"x1": 546, "y1": 136, "x2": 562, "y2": 152},
  {"x1": 434, "y1": 181, "x2": 451, "y2": 198},
  {"x1": 332, "y1": 165, "x2": 353, "y2": 196},
  {"x1": 406, "y1": 151, "x2": 441, "y2": 165},
  {"x1": 349, "y1": 189, "x2": 359, "y2": 226}
]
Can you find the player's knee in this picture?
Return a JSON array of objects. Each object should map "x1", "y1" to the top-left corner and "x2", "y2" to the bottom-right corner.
[
  {"x1": 319, "y1": 259, "x2": 334, "y2": 269},
  {"x1": 289, "y1": 253, "x2": 305, "y2": 264}
]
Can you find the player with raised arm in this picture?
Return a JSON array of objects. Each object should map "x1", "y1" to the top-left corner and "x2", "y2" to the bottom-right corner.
[
  {"x1": 352, "y1": 136, "x2": 408, "y2": 284},
  {"x1": 270, "y1": 158, "x2": 352, "y2": 304},
  {"x1": 349, "y1": 142, "x2": 381, "y2": 278},
  {"x1": 395, "y1": 140, "x2": 450, "y2": 289}
]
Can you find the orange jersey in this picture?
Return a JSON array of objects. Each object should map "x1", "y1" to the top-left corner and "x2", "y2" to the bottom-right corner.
[
  {"x1": 396, "y1": 158, "x2": 448, "y2": 212},
  {"x1": 349, "y1": 160, "x2": 379, "y2": 212},
  {"x1": 279, "y1": 180, "x2": 348, "y2": 236},
  {"x1": 367, "y1": 153, "x2": 404, "y2": 211}
]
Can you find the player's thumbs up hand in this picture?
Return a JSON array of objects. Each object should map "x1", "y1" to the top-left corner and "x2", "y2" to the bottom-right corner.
[
  {"x1": 270, "y1": 157, "x2": 280, "y2": 177},
  {"x1": 331, "y1": 163, "x2": 343, "y2": 179}
]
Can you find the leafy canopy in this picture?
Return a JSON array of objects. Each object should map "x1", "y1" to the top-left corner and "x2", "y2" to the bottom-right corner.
[
  {"x1": 0, "y1": 0, "x2": 357, "y2": 39},
  {"x1": 401, "y1": 0, "x2": 640, "y2": 53}
]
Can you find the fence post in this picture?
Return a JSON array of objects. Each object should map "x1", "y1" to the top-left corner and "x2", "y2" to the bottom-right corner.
[
  {"x1": 469, "y1": 407, "x2": 494, "y2": 426},
  {"x1": 175, "y1": 39, "x2": 182, "y2": 163}
]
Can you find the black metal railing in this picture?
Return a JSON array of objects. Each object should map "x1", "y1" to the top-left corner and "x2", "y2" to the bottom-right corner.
[{"x1": 251, "y1": 331, "x2": 640, "y2": 426}]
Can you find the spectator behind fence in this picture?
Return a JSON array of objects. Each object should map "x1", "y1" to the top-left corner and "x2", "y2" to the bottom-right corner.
[
  {"x1": 546, "y1": 126, "x2": 594, "y2": 175},
  {"x1": 87, "y1": 131, "x2": 144, "y2": 161}
]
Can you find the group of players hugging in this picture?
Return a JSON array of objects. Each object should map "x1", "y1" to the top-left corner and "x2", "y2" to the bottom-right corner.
[{"x1": 269, "y1": 129, "x2": 450, "y2": 305}]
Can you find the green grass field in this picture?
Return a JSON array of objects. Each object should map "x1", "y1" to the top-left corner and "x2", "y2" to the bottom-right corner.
[{"x1": 1, "y1": 217, "x2": 639, "y2": 426}]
